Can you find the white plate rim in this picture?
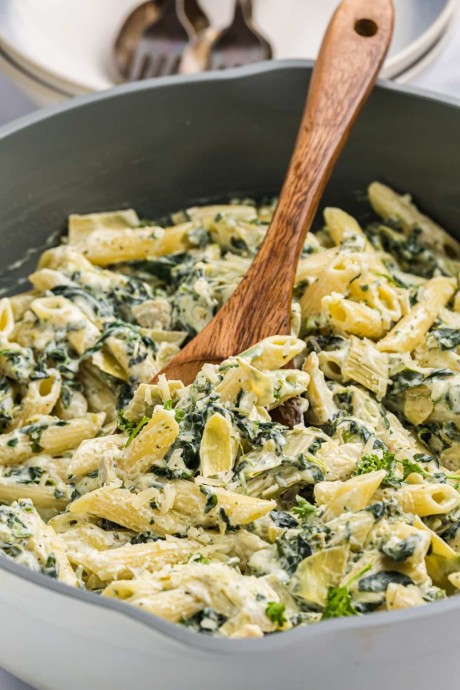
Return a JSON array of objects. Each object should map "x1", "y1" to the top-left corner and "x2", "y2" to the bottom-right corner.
[
  {"x1": 382, "y1": 0, "x2": 458, "y2": 77},
  {"x1": 393, "y1": 18, "x2": 456, "y2": 84},
  {"x1": 0, "y1": 0, "x2": 458, "y2": 93},
  {"x1": 0, "y1": 46, "x2": 72, "y2": 99}
]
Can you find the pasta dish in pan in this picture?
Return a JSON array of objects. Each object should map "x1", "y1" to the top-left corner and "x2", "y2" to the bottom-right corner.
[{"x1": 1, "y1": 182, "x2": 460, "y2": 637}]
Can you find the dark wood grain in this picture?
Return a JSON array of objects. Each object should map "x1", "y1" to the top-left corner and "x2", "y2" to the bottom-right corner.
[{"x1": 153, "y1": 0, "x2": 394, "y2": 385}]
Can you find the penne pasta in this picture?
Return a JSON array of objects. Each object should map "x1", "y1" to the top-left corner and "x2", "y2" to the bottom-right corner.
[{"x1": 2, "y1": 188, "x2": 460, "y2": 639}]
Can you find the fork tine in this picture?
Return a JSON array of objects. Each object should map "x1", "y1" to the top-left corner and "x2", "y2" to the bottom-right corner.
[
  {"x1": 127, "y1": 50, "x2": 142, "y2": 81},
  {"x1": 209, "y1": 55, "x2": 222, "y2": 71},
  {"x1": 168, "y1": 54, "x2": 182, "y2": 75},
  {"x1": 147, "y1": 53, "x2": 181, "y2": 78},
  {"x1": 162, "y1": 53, "x2": 181, "y2": 76},
  {"x1": 128, "y1": 50, "x2": 151, "y2": 81},
  {"x1": 146, "y1": 55, "x2": 162, "y2": 78}
]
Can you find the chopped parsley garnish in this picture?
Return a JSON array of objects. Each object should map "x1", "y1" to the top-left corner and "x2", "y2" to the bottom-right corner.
[
  {"x1": 163, "y1": 399, "x2": 184, "y2": 422},
  {"x1": 291, "y1": 496, "x2": 317, "y2": 520},
  {"x1": 190, "y1": 553, "x2": 210, "y2": 564},
  {"x1": 353, "y1": 451, "x2": 446, "y2": 484},
  {"x1": 322, "y1": 563, "x2": 372, "y2": 619},
  {"x1": 117, "y1": 410, "x2": 150, "y2": 447},
  {"x1": 175, "y1": 409, "x2": 186, "y2": 423},
  {"x1": 353, "y1": 451, "x2": 396, "y2": 477},
  {"x1": 265, "y1": 601, "x2": 286, "y2": 627}
]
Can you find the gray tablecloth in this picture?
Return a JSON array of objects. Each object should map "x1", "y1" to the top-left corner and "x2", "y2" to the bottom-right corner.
[{"x1": 0, "y1": 12, "x2": 459, "y2": 690}]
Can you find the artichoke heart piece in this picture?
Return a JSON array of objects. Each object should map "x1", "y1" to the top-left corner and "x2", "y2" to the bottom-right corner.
[
  {"x1": 293, "y1": 545, "x2": 350, "y2": 607},
  {"x1": 120, "y1": 407, "x2": 179, "y2": 475},
  {"x1": 413, "y1": 516, "x2": 459, "y2": 589},
  {"x1": 237, "y1": 357, "x2": 275, "y2": 407},
  {"x1": 200, "y1": 412, "x2": 237, "y2": 477}
]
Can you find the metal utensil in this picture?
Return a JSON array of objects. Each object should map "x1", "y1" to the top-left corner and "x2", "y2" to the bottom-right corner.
[
  {"x1": 207, "y1": 0, "x2": 272, "y2": 71},
  {"x1": 181, "y1": 0, "x2": 209, "y2": 34},
  {"x1": 115, "y1": 0, "x2": 209, "y2": 81}
]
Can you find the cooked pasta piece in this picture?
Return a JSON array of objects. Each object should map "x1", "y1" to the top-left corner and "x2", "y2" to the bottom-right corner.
[
  {"x1": 0, "y1": 413, "x2": 105, "y2": 465},
  {"x1": 11, "y1": 370, "x2": 62, "y2": 429},
  {"x1": 299, "y1": 253, "x2": 363, "y2": 318},
  {"x1": 0, "y1": 298, "x2": 14, "y2": 338},
  {"x1": 378, "y1": 277, "x2": 456, "y2": 353},
  {"x1": 69, "y1": 486, "x2": 189, "y2": 535},
  {"x1": 67, "y1": 434, "x2": 126, "y2": 479},
  {"x1": 394, "y1": 483, "x2": 460, "y2": 517},
  {"x1": 342, "y1": 337, "x2": 389, "y2": 400},
  {"x1": 322, "y1": 293, "x2": 389, "y2": 339},
  {"x1": 71, "y1": 536, "x2": 203, "y2": 580},
  {"x1": 119, "y1": 407, "x2": 179, "y2": 477},
  {"x1": 303, "y1": 352, "x2": 338, "y2": 424},
  {"x1": 368, "y1": 182, "x2": 460, "y2": 261},
  {"x1": 314, "y1": 471, "x2": 387, "y2": 519}
]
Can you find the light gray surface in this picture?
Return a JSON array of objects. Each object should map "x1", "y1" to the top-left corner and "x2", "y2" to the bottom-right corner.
[{"x1": 0, "y1": 11, "x2": 459, "y2": 690}]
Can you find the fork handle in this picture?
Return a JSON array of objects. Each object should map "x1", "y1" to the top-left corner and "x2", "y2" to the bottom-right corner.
[
  {"x1": 163, "y1": 0, "x2": 180, "y2": 17},
  {"x1": 217, "y1": 0, "x2": 394, "y2": 343},
  {"x1": 233, "y1": 0, "x2": 253, "y2": 22}
]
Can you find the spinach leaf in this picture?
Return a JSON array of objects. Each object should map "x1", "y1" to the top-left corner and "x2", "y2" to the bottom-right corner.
[{"x1": 358, "y1": 571, "x2": 412, "y2": 593}]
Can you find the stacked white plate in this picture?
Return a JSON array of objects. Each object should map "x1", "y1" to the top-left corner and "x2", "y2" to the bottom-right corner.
[{"x1": 0, "y1": 0, "x2": 457, "y2": 106}]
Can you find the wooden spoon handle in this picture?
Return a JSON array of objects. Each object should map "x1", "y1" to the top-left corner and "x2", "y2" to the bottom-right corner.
[
  {"x1": 155, "y1": 0, "x2": 394, "y2": 384},
  {"x1": 224, "y1": 0, "x2": 394, "y2": 339}
]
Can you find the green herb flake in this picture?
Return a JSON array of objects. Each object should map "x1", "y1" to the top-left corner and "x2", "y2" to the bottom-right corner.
[
  {"x1": 291, "y1": 495, "x2": 317, "y2": 520},
  {"x1": 191, "y1": 553, "x2": 210, "y2": 564},
  {"x1": 175, "y1": 409, "x2": 185, "y2": 423},
  {"x1": 322, "y1": 563, "x2": 372, "y2": 620},
  {"x1": 265, "y1": 601, "x2": 286, "y2": 627},
  {"x1": 353, "y1": 451, "x2": 396, "y2": 477},
  {"x1": 117, "y1": 410, "x2": 150, "y2": 447}
]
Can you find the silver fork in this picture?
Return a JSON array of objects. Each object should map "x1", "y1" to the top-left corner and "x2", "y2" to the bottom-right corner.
[
  {"x1": 127, "y1": 0, "x2": 192, "y2": 80},
  {"x1": 207, "y1": 0, "x2": 272, "y2": 71}
]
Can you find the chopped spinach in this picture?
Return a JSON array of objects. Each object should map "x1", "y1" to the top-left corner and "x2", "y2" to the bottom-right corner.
[
  {"x1": 42, "y1": 553, "x2": 59, "y2": 579},
  {"x1": 431, "y1": 326, "x2": 460, "y2": 351},
  {"x1": 358, "y1": 571, "x2": 412, "y2": 593},
  {"x1": 381, "y1": 535, "x2": 419, "y2": 562},
  {"x1": 270, "y1": 511, "x2": 299, "y2": 529},
  {"x1": 276, "y1": 533, "x2": 312, "y2": 574},
  {"x1": 200, "y1": 486, "x2": 218, "y2": 514}
]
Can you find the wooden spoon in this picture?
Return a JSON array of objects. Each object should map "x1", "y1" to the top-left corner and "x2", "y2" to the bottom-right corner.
[{"x1": 154, "y1": 0, "x2": 394, "y2": 385}]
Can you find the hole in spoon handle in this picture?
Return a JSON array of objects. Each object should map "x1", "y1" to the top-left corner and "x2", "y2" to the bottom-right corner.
[{"x1": 354, "y1": 18, "x2": 379, "y2": 37}]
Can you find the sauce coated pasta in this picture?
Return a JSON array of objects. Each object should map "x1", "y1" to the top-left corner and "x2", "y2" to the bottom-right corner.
[{"x1": 2, "y1": 182, "x2": 460, "y2": 637}]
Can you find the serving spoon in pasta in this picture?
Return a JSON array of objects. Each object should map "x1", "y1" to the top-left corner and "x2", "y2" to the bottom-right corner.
[{"x1": 153, "y1": 0, "x2": 395, "y2": 386}]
